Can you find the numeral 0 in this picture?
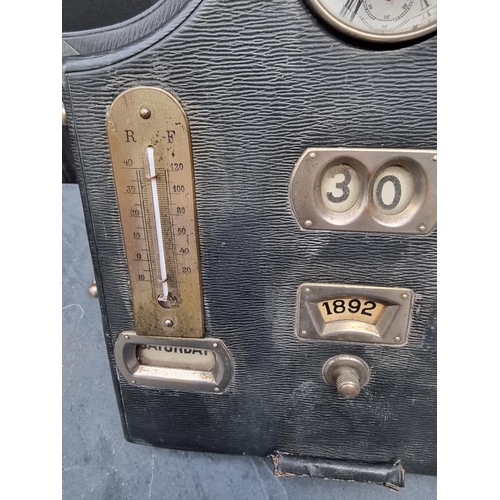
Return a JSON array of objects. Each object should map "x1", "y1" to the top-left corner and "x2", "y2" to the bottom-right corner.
[
  {"x1": 376, "y1": 175, "x2": 401, "y2": 210},
  {"x1": 372, "y1": 166, "x2": 414, "y2": 215}
]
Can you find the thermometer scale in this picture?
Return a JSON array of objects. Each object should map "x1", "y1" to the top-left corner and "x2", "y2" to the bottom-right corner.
[{"x1": 107, "y1": 87, "x2": 203, "y2": 337}]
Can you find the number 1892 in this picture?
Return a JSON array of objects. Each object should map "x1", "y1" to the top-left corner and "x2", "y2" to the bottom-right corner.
[{"x1": 322, "y1": 299, "x2": 376, "y2": 317}]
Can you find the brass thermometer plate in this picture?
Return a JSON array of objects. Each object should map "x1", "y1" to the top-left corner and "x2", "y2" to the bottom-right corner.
[{"x1": 107, "y1": 87, "x2": 203, "y2": 337}]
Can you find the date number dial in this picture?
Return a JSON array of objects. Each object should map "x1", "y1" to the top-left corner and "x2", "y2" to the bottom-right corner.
[{"x1": 319, "y1": 297, "x2": 386, "y2": 325}]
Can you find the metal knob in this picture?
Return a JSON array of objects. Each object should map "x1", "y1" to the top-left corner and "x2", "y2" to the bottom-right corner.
[
  {"x1": 336, "y1": 369, "x2": 361, "y2": 399},
  {"x1": 323, "y1": 355, "x2": 370, "y2": 399},
  {"x1": 87, "y1": 278, "x2": 98, "y2": 298}
]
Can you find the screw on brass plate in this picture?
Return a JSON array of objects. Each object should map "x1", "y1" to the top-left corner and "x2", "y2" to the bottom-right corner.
[
  {"x1": 301, "y1": 330, "x2": 307, "y2": 336},
  {"x1": 305, "y1": 220, "x2": 312, "y2": 227},
  {"x1": 309, "y1": 152, "x2": 316, "y2": 158},
  {"x1": 164, "y1": 319, "x2": 174, "y2": 327},
  {"x1": 131, "y1": 380, "x2": 136, "y2": 384},
  {"x1": 419, "y1": 225, "x2": 426, "y2": 232},
  {"x1": 432, "y1": 155, "x2": 437, "y2": 162},
  {"x1": 395, "y1": 336, "x2": 401, "y2": 342},
  {"x1": 402, "y1": 293, "x2": 408, "y2": 299},
  {"x1": 213, "y1": 343, "x2": 218, "y2": 348},
  {"x1": 124, "y1": 335, "x2": 130, "y2": 340},
  {"x1": 62, "y1": 103, "x2": 67, "y2": 125},
  {"x1": 214, "y1": 387, "x2": 220, "y2": 392},
  {"x1": 140, "y1": 107, "x2": 151, "y2": 119}
]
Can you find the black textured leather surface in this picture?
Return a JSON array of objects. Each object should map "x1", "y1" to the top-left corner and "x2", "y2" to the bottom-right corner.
[{"x1": 62, "y1": 0, "x2": 437, "y2": 475}]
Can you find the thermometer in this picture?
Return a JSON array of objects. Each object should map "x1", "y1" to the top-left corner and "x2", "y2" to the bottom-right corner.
[{"x1": 107, "y1": 87, "x2": 203, "y2": 337}]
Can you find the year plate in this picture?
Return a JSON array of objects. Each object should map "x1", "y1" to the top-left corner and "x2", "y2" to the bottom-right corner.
[
  {"x1": 289, "y1": 148, "x2": 437, "y2": 234},
  {"x1": 296, "y1": 284, "x2": 414, "y2": 346}
]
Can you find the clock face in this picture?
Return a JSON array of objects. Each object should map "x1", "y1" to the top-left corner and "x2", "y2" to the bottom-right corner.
[{"x1": 306, "y1": 0, "x2": 437, "y2": 43}]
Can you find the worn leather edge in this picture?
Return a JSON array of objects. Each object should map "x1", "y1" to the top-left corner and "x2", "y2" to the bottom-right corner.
[
  {"x1": 62, "y1": 79, "x2": 132, "y2": 442},
  {"x1": 62, "y1": 0, "x2": 203, "y2": 73},
  {"x1": 271, "y1": 452, "x2": 405, "y2": 490},
  {"x1": 62, "y1": 0, "x2": 188, "y2": 56}
]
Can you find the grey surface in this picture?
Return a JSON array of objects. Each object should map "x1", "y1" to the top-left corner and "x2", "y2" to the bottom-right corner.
[{"x1": 62, "y1": 184, "x2": 436, "y2": 499}]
